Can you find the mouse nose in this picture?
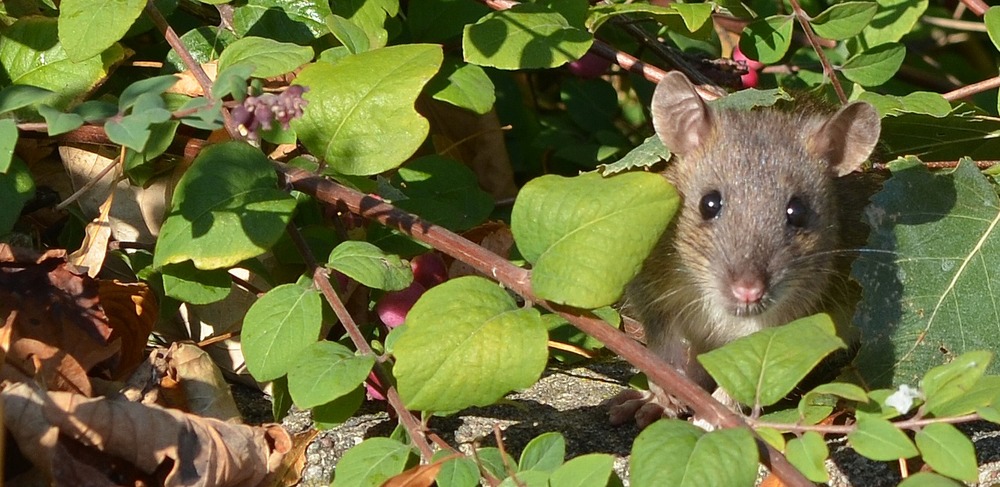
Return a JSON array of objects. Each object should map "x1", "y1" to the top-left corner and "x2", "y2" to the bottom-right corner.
[{"x1": 731, "y1": 277, "x2": 766, "y2": 304}]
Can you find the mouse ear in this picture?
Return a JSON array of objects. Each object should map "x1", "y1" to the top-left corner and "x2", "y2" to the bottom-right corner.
[
  {"x1": 809, "y1": 101, "x2": 881, "y2": 177},
  {"x1": 651, "y1": 72, "x2": 714, "y2": 156}
]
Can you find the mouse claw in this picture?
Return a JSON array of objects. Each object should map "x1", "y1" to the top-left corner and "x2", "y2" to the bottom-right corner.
[{"x1": 605, "y1": 389, "x2": 689, "y2": 428}]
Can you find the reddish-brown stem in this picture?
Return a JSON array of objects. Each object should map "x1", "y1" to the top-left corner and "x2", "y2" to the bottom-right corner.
[
  {"x1": 284, "y1": 225, "x2": 434, "y2": 460},
  {"x1": 786, "y1": 0, "x2": 847, "y2": 104},
  {"x1": 144, "y1": 0, "x2": 240, "y2": 139},
  {"x1": 942, "y1": 75, "x2": 1000, "y2": 101},
  {"x1": 275, "y1": 163, "x2": 813, "y2": 487}
]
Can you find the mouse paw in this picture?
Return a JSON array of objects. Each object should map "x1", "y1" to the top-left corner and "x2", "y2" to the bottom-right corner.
[{"x1": 605, "y1": 389, "x2": 689, "y2": 428}]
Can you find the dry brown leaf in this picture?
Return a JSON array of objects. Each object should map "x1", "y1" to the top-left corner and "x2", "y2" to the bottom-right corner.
[
  {"x1": 4, "y1": 338, "x2": 92, "y2": 396},
  {"x1": 419, "y1": 99, "x2": 517, "y2": 200},
  {"x1": 0, "y1": 245, "x2": 120, "y2": 375},
  {"x1": 3, "y1": 382, "x2": 291, "y2": 487},
  {"x1": 167, "y1": 63, "x2": 219, "y2": 97},
  {"x1": 266, "y1": 429, "x2": 318, "y2": 487},
  {"x1": 100, "y1": 279, "x2": 158, "y2": 379},
  {"x1": 448, "y1": 221, "x2": 515, "y2": 279},
  {"x1": 60, "y1": 145, "x2": 166, "y2": 244},
  {"x1": 68, "y1": 188, "x2": 115, "y2": 277},
  {"x1": 382, "y1": 457, "x2": 456, "y2": 487},
  {"x1": 163, "y1": 342, "x2": 242, "y2": 421}
]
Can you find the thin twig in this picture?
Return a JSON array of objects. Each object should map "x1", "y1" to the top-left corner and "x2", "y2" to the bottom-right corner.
[
  {"x1": 55, "y1": 152, "x2": 121, "y2": 211},
  {"x1": 284, "y1": 224, "x2": 435, "y2": 460},
  {"x1": 943, "y1": 75, "x2": 1000, "y2": 101},
  {"x1": 786, "y1": 0, "x2": 847, "y2": 104},
  {"x1": 275, "y1": 162, "x2": 814, "y2": 487},
  {"x1": 144, "y1": 0, "x2": 240, "y2": 139}
]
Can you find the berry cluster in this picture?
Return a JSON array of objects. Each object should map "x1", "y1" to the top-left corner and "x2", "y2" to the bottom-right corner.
[{"x1": 230, "y1": 85, "x2": 308, "y2": 139}]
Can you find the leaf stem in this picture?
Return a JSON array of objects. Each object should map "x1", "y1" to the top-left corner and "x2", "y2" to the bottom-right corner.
[
  {"x1": 144, "y1": 0, "x2": 240, "y2": 139},
  {"x1": 284, "y1": 224, "x2": 435, "y2": 460},
  {"x1": 786, "y1": 0, "x2": 847, "y2": 104}
]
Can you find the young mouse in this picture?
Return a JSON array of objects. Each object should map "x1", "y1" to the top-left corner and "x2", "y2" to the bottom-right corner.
[{"x1": 609, "y1": 72, "x2": 881, "y2": 427}]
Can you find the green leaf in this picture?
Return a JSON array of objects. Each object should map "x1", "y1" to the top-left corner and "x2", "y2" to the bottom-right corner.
[
  {"x1": 739, "y1": 15, "x2": 794, "y2": 65},
  {"x1": 0, "y1": 85, "x2": 54, "y2": 114},
  {"x1": 548, "y1": 454, "x2": 616, "y2": 487},
  {"x1": 434, "y1": 452, "x2": 480, "y2": 487},
  {"x1": 671, "y1": 3, "x2": 714, "y2": 32},
  {"x1": 756, "y1": 427, "x2": 786, "y2": 451},
  {"x1": 477, "y1": 447, "x2": 517, "y2": 480},
  {"x1": 123, "y1": 120, "x2": 180, "y2": 186},
  {"x1": 0, "y1": 119, "x2": 16, "y2": 173},
  {"x1": 242, "y1": 283, "x2": 323, "y2": 381},
  {"x1": 511, "y1": 171, "x2": 678, "y2": 308},
  {"x1": 561, "y1": 78, "x2": 619, "y2": 133},
  {"x1": 847, "y1": 412, "x2": 919, "y2": 461},
  {"x1": 287, "y1": 341, "x2": 375, "y2": 409},
  {"x1": 519, "y1": 432, "x2": 565, "y2": 473},
  {"x1": 177, "y1": 98, "x2": 225, "y2": 131},
  {"x1": 327, "y1": 241, "x2": 412, "y2": 291},
  {"x1": 57, "y1": 0, "x2": 145, "y2": 62},
  {"x1": 393, "y1": 276, "x2": 548, "y2": 412},
  {"x1": 164, "y1": 26, "x2": 237, "y2": 72},
  {"x1": 915, "y1": 423, "x2": 977, "y2": 482},
  {"x1": 853, "y1": 160, "x2": 1000, "y2": 387},
  {"x1": 987, "y1": 7, "x2": 1000, "y2": 52},
  {"x1": 799, "y1": 382, "x2": 868, "y2": 422},
  {"x1": 931, "y1": 376, "x2": 1000, "y2": 417},
  {"x1": 699, "y1": 314, "x2": 846, "y2": 407},
  {"x1": 291, "y1": 45, "x2": 443, "y2": 176},
  {"x1": 312, "y1": 386, "x2": 364, "y2": 429},
  {"x1": 152, "y1": 141, "x2": 297, "y2": 270},
  {"x1": 922, "y1": 351, "x2": 992, "y2": 415},
  {"x1": 407, "y1": 0, "x2": 490, "y2": 42},
  {"x1": 785, "y1": 431, "x2": 829, "y2": 483},
  {"x1": 586, "y1": 4, "x2": 676, "y2": 32},
  {"x1": 979, "y1": 405, "x2": 1000, "y2": 424},
  {"x1": 330, "y1": 0, "x2": 397, "y2": 50},
  {"x1": 708, "y1": 87, "x2": 793, "y2": 111},
  {"x1": 0, "y1": 17, "x2": 124, "y2": 110},
  {"x1": 0, "y1": 157, "x2": 35, "y2": 235},
  {"x1": 810, "y1": 2, "x2": 877, "y2": 40},
  {"x1": 37, "y1": 105, "x2": 84, "y2": 136},
  {"x1": 231, "y1": 0, "x2": 332, "y2": 44},
  {"x1": 332, "y1": 437, "x2": 413, "y2": 487},
  {"x1": 326, "y1": 14, "x2": 370, "y2": 54},
  {"x1": 217, "y1": 37, "x2": 314, "y2": 78},
  {"x1": 390, "y1": 156, "x2": 494, "y2": 232},
  {"x1": 118, "y1": 75, "x2": 178, "y2": 110},
  {"x1": 427, "y1": 58, "x2": 495, "y2": 115},
  {"x1": 105, "y1": 115, "x2": 152, "y2": 152},
  {"x1": 898, "y1": 472, "x2": 963, "y2": 487},
  {"x1": 631, "y1": 420, "x2": 758, "y2": 487},
  {"x1": 860, "y1": 0, "x2": 928, "y2": 47},
  {"x1": 73, "y1": 100, "x2": 118, "y2": 122},
  {"x1": 597, "y1": 135, "x2": 670, "y2": 176},
  {"x1": 841, "y1": 43, "x2": 905, "y2": 86},
  {"x1": 500, "y1": 471, "x2": 549, "y2": 487},
  {"x1": 463, "y1": 3, "x2": 593, "y2": 70},
  {"x1": 160, "y1": 262, "x2": 232, "y2": 305}
]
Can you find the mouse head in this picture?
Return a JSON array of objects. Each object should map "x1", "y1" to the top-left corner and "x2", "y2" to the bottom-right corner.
[{"x1": 649, "y1": 72, "x2": 880, "y2": 323}]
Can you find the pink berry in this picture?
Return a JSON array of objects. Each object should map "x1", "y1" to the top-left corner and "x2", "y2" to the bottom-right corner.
[
  {"x1": 332, "y1": 270, "x2": 350, "y2": 291},
  {"x1": 375, "y1": 281, "x2": 427, "y2": 328},
  {"x1": 365, "y1": 372, "x2": 386, "y2": 401},
  {"x1": 733, "y1": 46, "x2": 764, "y2": 70},
  {"x1": 567, "y1": 52, "x2": 612, "y2": 79},
  {"x1": 410, "y1": 252, "x2": 448, "y2": 289}
]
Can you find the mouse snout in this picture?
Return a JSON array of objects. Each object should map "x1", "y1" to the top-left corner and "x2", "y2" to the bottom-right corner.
[{"x1": 731, "y1": 275, "x2": 767, "y2": 305}]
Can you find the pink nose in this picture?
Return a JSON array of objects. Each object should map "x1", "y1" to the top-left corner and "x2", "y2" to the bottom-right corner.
[{"x1": 732, "y1": 278, "x2": 765, "y2": 304}]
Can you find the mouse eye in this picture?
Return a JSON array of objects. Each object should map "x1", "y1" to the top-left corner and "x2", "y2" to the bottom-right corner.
[
  {"x1": 786, "y1": 196, "x2": 809, "y2": 228},
  {"x1": 699, "y1": 190, "x2": 723, "y2": 220}
]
